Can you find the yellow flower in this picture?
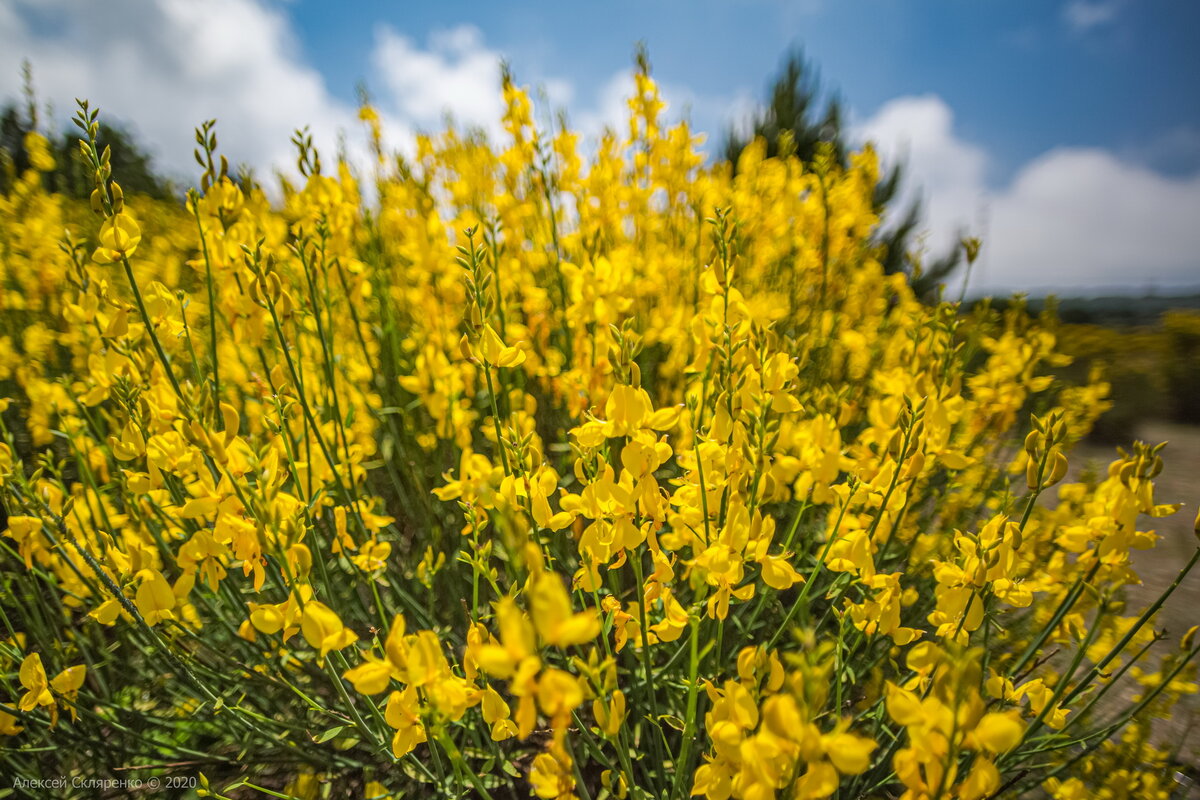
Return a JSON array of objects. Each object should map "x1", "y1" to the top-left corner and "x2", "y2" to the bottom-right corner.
[
  {"x1": 384, "y1": 686, "x2": 426, "y2": 758},
  {"x1": 23, "y1": 131, "x2": 56, "y2": 172},
  {"x1": 757, "y1": 552, "x2": 803, "y2": 591},
  {"x1": 343, "y1": 654, "x2": 395, "y2": 696},
  {"x1": 478, "y1": 324, "x2": 526, "y2": 368},
  {"x1": 301, "y1": 601, "x2": 357, "y2": 658},
  {"x1": 89, "y1": 598, "x2": 123, "y2": 626},
  {"x1": 529, "y1": 573, "x2": 600, "y2": 647},
  {"x1": 480, "y1": 685, "x2": 517, "y2": 741},
  {"x1": 592, "y1": 689, "x2": 625, "y2": 737},
  {"x1": 536, "y1": 667, "x2": 584, "y2": 721},
  {"x1": 134, "y1": 568, "x2": 177, "y2": 626},
  {"x1": 4, "y1": 516, "x2": 44, "y2": 569},
  {"x1": 350, "y1": 538, "x2": 392, "y2": 573},
  {"x1": 793, "y1": 761, "x2": 838, "y2": 799},
  {"x1": 823, "y1": 731, "x2": 875, "y2": 774},
  {"x1": 959, "y1": 757, "x2": 1000, "y2": 800},
  {"x1": 0, "y1": 707, "x2": 23, "y2": 736},
  {"x1": 92, "y1": 213, "x2": 142, "y2": 263},
  {"x1": 50, "y1": 665, "x2": 87, "y2": 721},
  {"x1": 972, "y1": 711, "x2": 1024, "y2": 753},
  {"x1": 529, "y1": 752, "x2": 574, "y2": 800},
  {"x1": 363, "y1": 781, "x2": 391, "y2": 800},
  {"x1": 18, "y1": 653, "x2": 53, "y2": 712},
  {"x1": 471, "y1": 597, "x2": 535, "y2": 679}
]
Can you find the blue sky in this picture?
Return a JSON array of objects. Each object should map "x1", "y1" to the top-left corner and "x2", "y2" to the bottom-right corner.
[
  {"x1": 291, "y1": 0, "x2": 1200, "y2": 182},
  {"x1": 3, "y1": 0, "x2": 1199, "y2": 294}
]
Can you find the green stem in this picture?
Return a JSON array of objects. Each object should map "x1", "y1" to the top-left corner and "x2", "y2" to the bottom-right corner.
[
  {"x1": 120, "y1": 254, "x2": 186, "y2": 405},
  {"x1": 670, "y1": 614, "x2": 702, "y2": 800}
]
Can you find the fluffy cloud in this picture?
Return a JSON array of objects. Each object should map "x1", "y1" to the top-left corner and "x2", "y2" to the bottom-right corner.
[
  {"x1": 574, "y1": 70, "x2": 637, "y2": 142},
  {"x1": 372, "y1": 25, "x2": 507, "y2": 139},
  {"x1": 1, "y1": 3, "x2": 575, "y2": 180},
  {"x1": 857, "y1": 95, "x2": 989, "y2": 252},
  {"x1": 988, "y1": 149, "x2": 1200, "y2": 292},
  {"x1": 2, "y1": 1, "x2": 722, "y2": 182},
  {"x1": 0, "y1": 0, "x2": 361, "y2": 180},
  {"x1": 857, "y1": 95, "x2": 1200, "y2": 295}
]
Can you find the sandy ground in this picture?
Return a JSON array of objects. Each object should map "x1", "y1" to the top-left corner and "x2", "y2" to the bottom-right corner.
[{"x1": 1070, "y1": 420, "x2": 1200, "y2": 781}]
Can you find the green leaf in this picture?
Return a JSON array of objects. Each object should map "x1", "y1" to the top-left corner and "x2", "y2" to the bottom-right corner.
[
  {"x1": 314, "y1": 725, "x2": 346, "y2": 743},
  {"x1": 659, "y1": 714, "x2": 686, "y2": 732}
]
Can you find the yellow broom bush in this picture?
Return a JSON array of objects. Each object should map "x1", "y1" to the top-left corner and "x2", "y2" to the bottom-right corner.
[{"x1": 1, "y1": 59, "x2": 1197, "y2": 799}]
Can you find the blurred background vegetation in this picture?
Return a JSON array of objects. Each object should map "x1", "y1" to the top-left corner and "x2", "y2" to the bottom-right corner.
[
  {"x1": 996, "y1": 297, "x2": 1200, "y2": 444},
  {"x1": 0, "y1": 63, "x2": 172, "y2": 200}
]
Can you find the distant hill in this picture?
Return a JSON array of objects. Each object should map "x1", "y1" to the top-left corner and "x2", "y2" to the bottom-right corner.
[{"x1": 983, "y1": 292, "x2": 1200, "y2": 327}]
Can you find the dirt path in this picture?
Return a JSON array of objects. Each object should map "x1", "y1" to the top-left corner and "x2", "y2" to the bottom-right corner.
[{"x1": 1071, "y1": 420, "x2": 1200, "y2": 772}]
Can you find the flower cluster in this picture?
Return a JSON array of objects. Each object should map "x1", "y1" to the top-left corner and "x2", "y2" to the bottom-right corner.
[{"x1": 1, "y1": 61, "x2": 1196, "y2": 800}]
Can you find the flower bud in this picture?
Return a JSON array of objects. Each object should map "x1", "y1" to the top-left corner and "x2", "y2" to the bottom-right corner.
[
  {"x1": 962, "y1": 237, "x2": 982, "y2": 265},
  {"x1": 266, "y1": 272, "x2": 283, "y2": 303},
  {"x1": 458, "y1": 334, "x2": 478, "y2": 364},
  {"x1": 1043, "y1": 451, "x2": 1068, "y2": 489},
  {"x1": 1148, "y1": 456, "x2": 1163, "y2": 479},
  {"x1": 1026, "y1": 458, "x2": 1040, "y2": 491},
  {"x1": 1118, "y1": 461, "x2": 1136, "y2": 487},
  {"x1": 1007, "y1": 522, "x2": 1023, "y2": 551}
]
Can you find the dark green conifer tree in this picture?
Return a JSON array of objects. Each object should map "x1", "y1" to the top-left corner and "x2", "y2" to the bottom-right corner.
[{"x1": 725, "y1": 49, "x2": 962, "y2": 298}]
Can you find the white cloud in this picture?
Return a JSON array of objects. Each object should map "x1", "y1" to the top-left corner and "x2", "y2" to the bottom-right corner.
[
  {"x1": 987, "y1": 150, "x2": 1200, "y2": 293},
  {"x1": 857, "y1": 95, "x2": 1200, "y2": 295},
  {"x1": 574, "y1": 70, "x2": 636, "y2": 142},
  {"x1": 1, "y1": 2, "x2": 737, "y2": 185},
  {"x1": 371, "y1": 25, "x2": 505, "y2": 138},
  {"x1": 1063, "y1": 0, "x2": 1121, "y2": 31},
  {"x1": 369, "y1": 28, "x2": 732, "y2": 155},
  {"x1": 857, "y1": 95, "x2": 989, "y2": 251},
  {"x1": 0, "y1": 0, "x2": 362, "y2": 181}
]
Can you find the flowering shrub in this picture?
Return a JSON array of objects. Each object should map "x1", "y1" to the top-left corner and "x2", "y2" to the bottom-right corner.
[{"x1": 1, "y1": 62, "x2": 1197, "y2": 800}]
